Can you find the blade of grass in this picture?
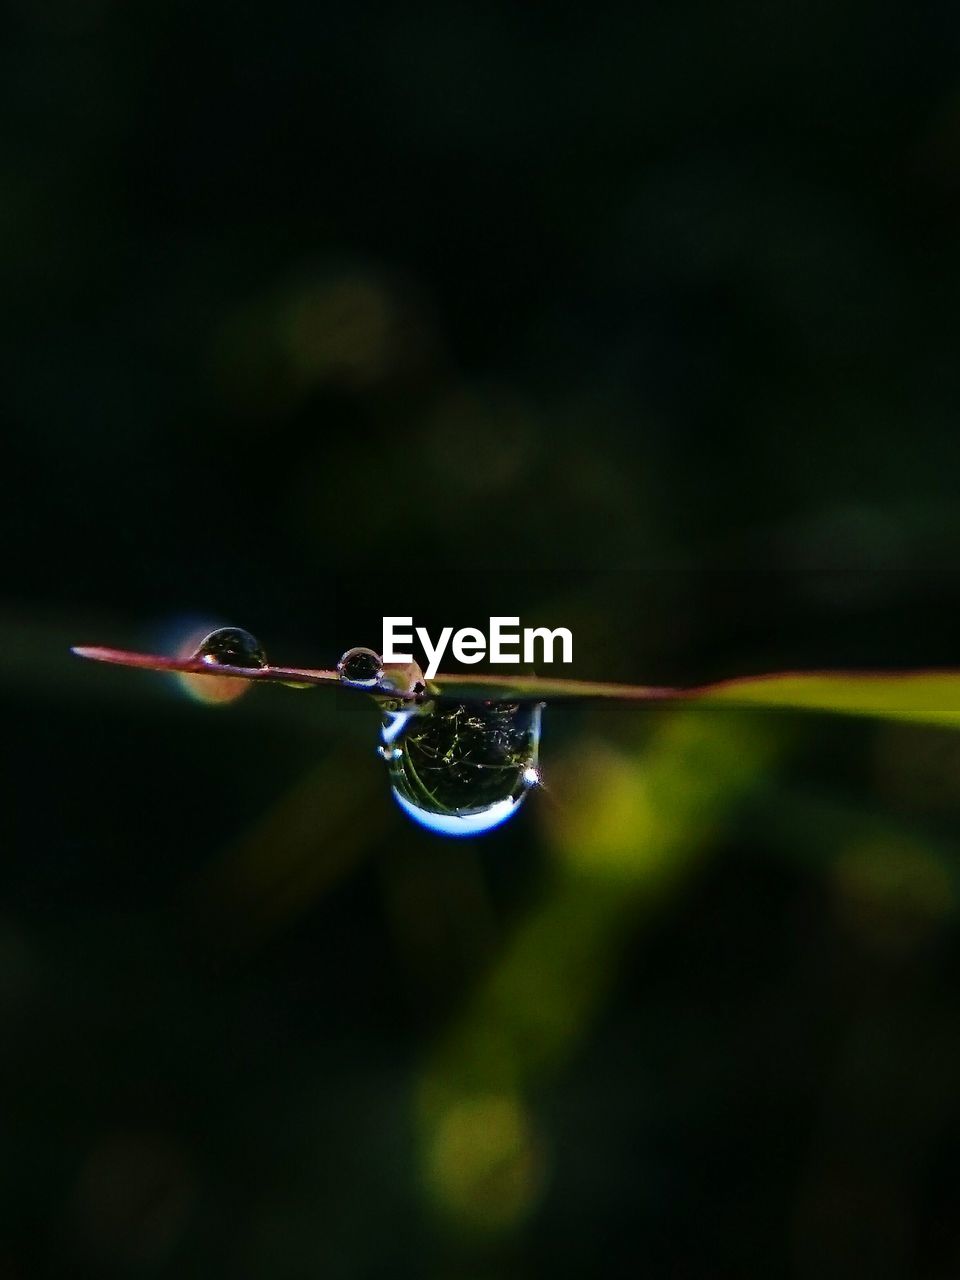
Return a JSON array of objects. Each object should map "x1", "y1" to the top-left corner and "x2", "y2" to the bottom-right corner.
[{"x1": 72, "y1": 646, "x2": 960, "y2": 729}]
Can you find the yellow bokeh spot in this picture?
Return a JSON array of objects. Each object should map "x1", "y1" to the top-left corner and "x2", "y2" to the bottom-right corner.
[
  {"x1": 545, "y1": 714, "x2": 775, "y2": 883},
  {"x1": 423, "y1": 1092, "x2": 544, "y2": 1233},
  {"x1": 545, "y1": 742, "x2": 659, "y2": 878}
]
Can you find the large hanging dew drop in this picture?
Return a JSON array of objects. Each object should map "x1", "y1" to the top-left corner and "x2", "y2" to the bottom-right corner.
[
  {"x1": 194, "y1": 627, "x2": 267, "y2": 669},
  {"x1": 379, "y1": 699, "x2": 543, "y2": 836},
  {"x1": 338, "y1": 646, "x2": 385, "y2": 689}
]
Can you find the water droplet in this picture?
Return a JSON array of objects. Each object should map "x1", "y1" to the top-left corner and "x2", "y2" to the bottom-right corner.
[
  {"x1": 194, "y1": 627, "x2": 267, "y2": 669},
  {"x1": 380, "y1": 700, "x2": 542, "y2": 836},
  {"x1": 338, "y1": 646, "x2": 384, "y2": 689}
]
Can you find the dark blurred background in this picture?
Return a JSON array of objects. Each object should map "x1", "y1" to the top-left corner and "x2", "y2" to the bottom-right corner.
[{"x1": 5, "y1": 2, "x2": 960, "y2": 1276}]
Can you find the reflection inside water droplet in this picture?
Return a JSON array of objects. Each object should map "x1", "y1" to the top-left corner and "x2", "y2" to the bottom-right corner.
[
  {"x1": 378, "y1": 699, "x2": 543, "y2": 836},
  {"x1": 194, "y1": 627, "x2": 267, "y2": 669},
  {"x1": 338, "y1": 646, "x2": 384, "y2": 688}
]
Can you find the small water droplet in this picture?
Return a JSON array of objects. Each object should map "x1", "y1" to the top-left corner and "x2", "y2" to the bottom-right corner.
[
  {"x1": 380, "y1": 700, "x2": 542, "y2": 836},
  {"x1": 194, "y1": 627, "x2": 267, "y2": 669},
  {"x1": 338, "y1": 646, "x2": 384, "y2": 688}
]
